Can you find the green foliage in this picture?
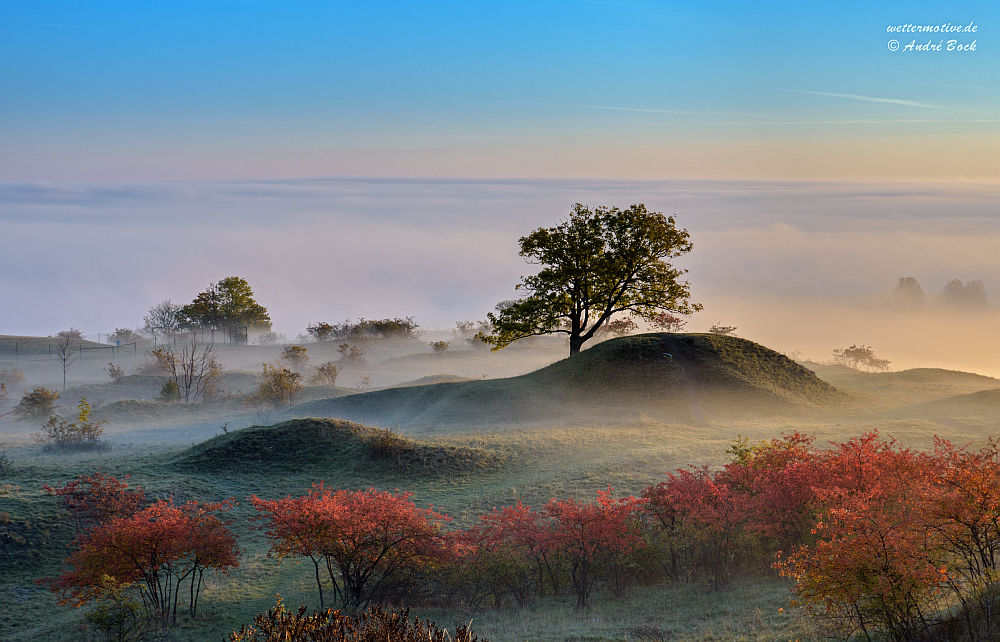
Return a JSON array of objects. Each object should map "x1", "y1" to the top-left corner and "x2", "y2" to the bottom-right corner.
[
  {"x1": 429, "y1": 341, "x2": 449, "y2": 353},
  {"x1": 280, "y1": 345, "x2": 309, "y2": 370},
  {"x1": 245, "y1": 364, "x2": 303, "y2": 413},
  {"x1": 305, "y1": 322, "x2": 336, "y2": 342},
  {"x1": 178, "y1": 276, "x2": 272, "y2": 332},
  {"x1": 157, "y1": 379, "x2": 181, "y2": 403},
  {"x1": 175, "y1": 418, "x2": 504, "y2": 477},
  {"x1": 228, "y1": 598, "x2": 484, "y2": 642},
  {"x1": 13, "y1": 385, "x2": 59, "y2": 421},
  {"x1": 33, "y1": 398, "x2": 107, "y2": 450},
  {"x1": 317, "y1": 317, "x2": 422, "y2": 340},
  {"x1": 106, "y1": 328, "x2": 144, "y2": 345},
  {"x1": 309, "y1": 362, "x2": 340, "y2": 387},
  {"x1": 481, "y1": 203, "x2": 701, "y2": 355}
]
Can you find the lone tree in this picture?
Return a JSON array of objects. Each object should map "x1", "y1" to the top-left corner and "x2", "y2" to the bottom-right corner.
[
  {"x1": 179, "y1": 276, "x2": 272, "y2": 341},
  {"x1": 480, "y1": 203, "x2": 701, "y2": 355}
]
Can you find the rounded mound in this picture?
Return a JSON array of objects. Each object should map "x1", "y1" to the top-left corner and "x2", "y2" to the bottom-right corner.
[
  {"x1": 291, "y1": 334, "x2": 839, "y2": 427},
  {"x1": 175, "y1": 418, "x2": 505, "y2": 476},
  {"x1": 530, "y1": 333, "x2": 838, "y2": 404}
]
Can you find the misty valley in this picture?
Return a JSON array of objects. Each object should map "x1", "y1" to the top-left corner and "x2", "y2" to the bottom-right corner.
[{"x1": 3, "y1": 317, "x2": 1000, "y2": 641}]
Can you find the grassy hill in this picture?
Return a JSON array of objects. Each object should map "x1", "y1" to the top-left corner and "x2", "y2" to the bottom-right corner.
[
  {"x1": 290, "y1": 333, "x2": 839, "y2": 427},
  {"x1": 174, "y1": 417, "x2": 505, "y2": 478},
  {"x1": 804, "y1": 363, "x2": 1000, "y2": 409}
]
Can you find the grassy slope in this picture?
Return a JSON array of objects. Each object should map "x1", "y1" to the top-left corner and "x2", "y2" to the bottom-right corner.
[
  {"x1": 7, "y1": 335, "x2": 1000, "y2": 641},
  {"x1": 292, "y1": 333, "x2": 839, "y2": 427}
]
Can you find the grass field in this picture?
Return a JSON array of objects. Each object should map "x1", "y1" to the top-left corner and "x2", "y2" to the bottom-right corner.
[{"x1": 2, "y1": 333, "x2": 999, "y2": 641}]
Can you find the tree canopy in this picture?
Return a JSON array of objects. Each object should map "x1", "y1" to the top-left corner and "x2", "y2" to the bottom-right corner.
[
  {"x1": 179, "y1": 276, "x2": 271, "y2": 331},
  {"x1": 480, "y1": 203, "x2": 701, "y2": 355}
]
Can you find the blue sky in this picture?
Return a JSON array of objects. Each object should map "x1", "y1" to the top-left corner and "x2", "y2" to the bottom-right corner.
[
  {"x1": 1, "y1": 2, "x2": 999, "y2": 373},
  {"x1": 1, "y1": 0, "x2": 996, "y2": 179}
]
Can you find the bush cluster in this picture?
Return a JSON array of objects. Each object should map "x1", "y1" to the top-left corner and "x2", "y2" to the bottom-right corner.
[
  {"x1": 307, "y1": 318, "x2": 421, "y2": 341},
  {"x1": 245, "y1": 364, "x2": 303, "y2": 412},
  {"x1": 43, "y1": 433, "x2": 1000, "y2": 642},
  {"x1": 33, "y1": 398, "x2": 107, "y2": 451},
  {"x1": 13, "y1": 386, "x2": 60, "y2": 421},
  {"x1": 228, "y1": 599, "x2": 483, "y2": 642}
]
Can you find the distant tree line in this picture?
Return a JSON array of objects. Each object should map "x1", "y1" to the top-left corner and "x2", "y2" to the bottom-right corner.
[
  {"x1": 891, "y1": 276, "x2": 990, "y2": 311},
  {"x1": 305, "y1": 317, "x2": 420, "y2": 342}
]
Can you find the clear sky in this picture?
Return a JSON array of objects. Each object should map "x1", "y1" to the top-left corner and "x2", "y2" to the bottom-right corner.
[
  {"x1": 1, "y1": 0, "x2": 997, "y2": 180},
  {"x1": 2, "y1": 1, "x2": 999, "y2": 375}
]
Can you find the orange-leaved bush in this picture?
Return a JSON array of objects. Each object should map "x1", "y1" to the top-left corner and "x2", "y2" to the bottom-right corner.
[
  {"x1": 250, "y1": 484, "x2": 450, "y2": 611},
  {"x1": 543, "y1": 488, "x2": 646, "y2": 607},
  {"x1": 44, "y1": 498, "x2": 239, "y2": 624},
  {"x1": 44, "y1": 471, "x2": 147, "y2": 535}
]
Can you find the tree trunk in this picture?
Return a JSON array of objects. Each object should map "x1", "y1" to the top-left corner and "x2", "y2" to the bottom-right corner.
[{"x1": 569, "y1": 334, "x2": 585, "y2": 355}]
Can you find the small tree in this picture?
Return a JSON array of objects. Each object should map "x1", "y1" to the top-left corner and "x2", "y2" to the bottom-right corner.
[
  {"x1": 157, "y1": 380, "x2": 181, "y2": 403},
  {"x1": 142, "y1": 300, "x2": 182, "y2": 339},
  {"x1": 337, "y1": 343, "x2": 366, "y2": 362},
  {"x1": 54, "y1": 334, "x2": 77, "y2": 391},
  {"x1": 280, "y1": 345, "x2": 309, "y2": 370},
  {"x1": 34, "y1": 398, "x2": 107, "y2": 450},
  {"x1": 105, "y1": 363, "x2": 126, "y2": 384},
  {"x1": 708, "y1": 323, "x2": 737, "y2": 336},
  {"x1": 157, "y1": 341, "x2": 222, "y2": 403},
  {"x1": 430, "y1": 341, "x2": 450, "y2": 353},
  {"x1": 57, "y1": 327, "x2": 84, "y2": 340},
  {"x1": 454, "y1": 320, "x2": 476, "y2": 337},
  {"x1": 651, "y1": 312, "x2": 687, "y2": 332},
  {"x1": 831, "y1": 344, "x2": 890, "y2": 372},
  {"x1": 13, "y1": 386, "x2": 60, "y2": 421},
  {"x1": 308, "y1": 362, "x2": 340, "y2": 387},
  {"x1": 46, "y1": 499, "x2": 239, "y2": 624},
  {"x1": 245, "y1": 364, "x2": 303, "y2": 412}
]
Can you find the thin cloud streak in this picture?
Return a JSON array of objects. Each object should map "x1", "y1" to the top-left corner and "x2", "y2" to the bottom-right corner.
[{"x1": 782, "y1": 89, "x2": 972, "y2": 112}]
